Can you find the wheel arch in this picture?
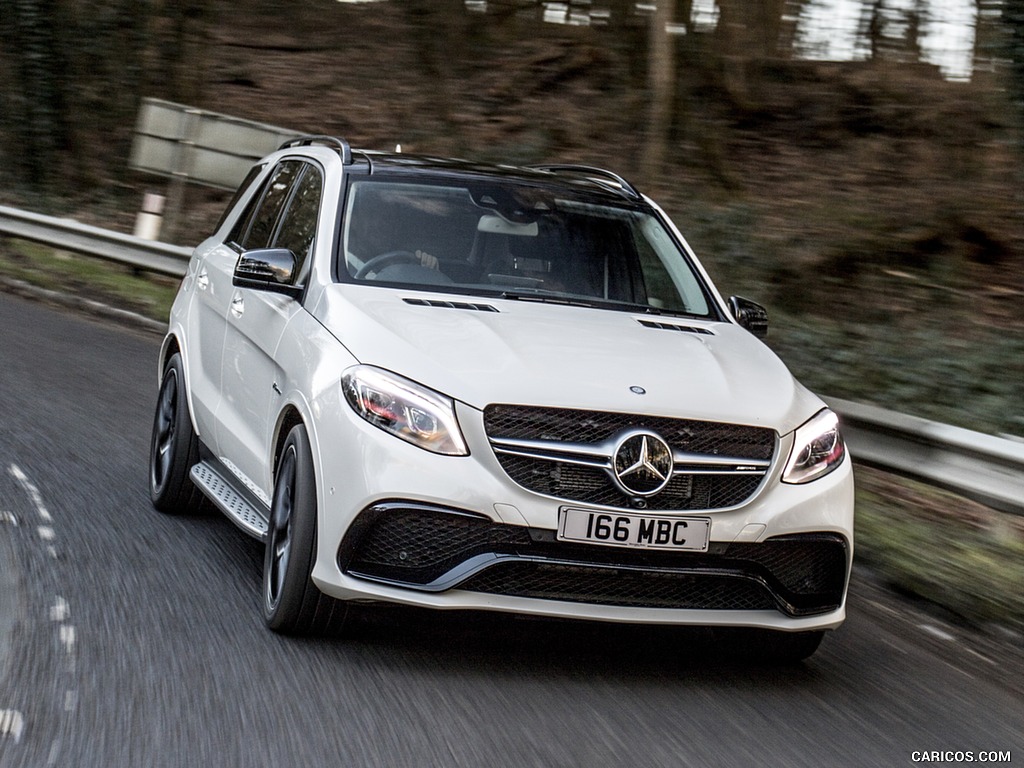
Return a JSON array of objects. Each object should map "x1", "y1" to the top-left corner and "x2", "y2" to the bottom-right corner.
[
  {"x1": 272, "y1": 405, "x2": 306, "y2": 479},
  {"x1": 157, "y1": 333, "x2": 204, "y2": 443},
  {"x1": 157, "y1": 333, "x2": 183, "y2": 384}
]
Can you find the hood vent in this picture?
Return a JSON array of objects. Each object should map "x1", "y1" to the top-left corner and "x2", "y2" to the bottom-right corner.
[
  {"x1": 638, "y1": 319, "x2": 713, "y2": 335},
  {"x1": 404, "y1": 298, "x2": 499, "y2": 313}
]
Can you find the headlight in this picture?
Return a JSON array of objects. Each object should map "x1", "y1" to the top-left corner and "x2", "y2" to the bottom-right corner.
[
  {"x1": 782, "y1": 409, "x2": 846, "y2": 484},
  {"x1": 342, "y1": 366, "x2": 468, "y2": 456}
]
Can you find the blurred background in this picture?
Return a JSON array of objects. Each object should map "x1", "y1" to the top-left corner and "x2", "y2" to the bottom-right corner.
[
  {"x1": 0, "y1": 0, "x2": 1021, "y2": 662},
  {"x1": 2, "y1": 0, "x2": 1022, "y2": 438}
]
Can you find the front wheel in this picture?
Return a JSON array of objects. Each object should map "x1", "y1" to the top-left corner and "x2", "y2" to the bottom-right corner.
[
  {"x1": 149, "y1": 352, "x2": 204, "y2": 514},
  {"x1": 758, "y1": 629, "x2": 824, "y2": 663},
  {"x1": 715, "y1": 628, "x2": 825, "y2": 664},
  {"x1": 263, "y1": 423, "x2": 348, "y2": 636}
]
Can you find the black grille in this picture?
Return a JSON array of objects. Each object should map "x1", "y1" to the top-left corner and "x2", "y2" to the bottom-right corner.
[
  {"x1": 460, "y1": 564, "x2": 776, "y2": 611},
  {"x1": 484, "y1": 405, "x2": 775, "y2": 510},
  {"x1": 340, "y1": 504, "x2": 849, "y2": 616},
  {"x1": 485, "y1": 405, "x2": 775, "y2": 457},
  {"x1": 349, "y1": 507, "x2": 531, "y2": 578}
]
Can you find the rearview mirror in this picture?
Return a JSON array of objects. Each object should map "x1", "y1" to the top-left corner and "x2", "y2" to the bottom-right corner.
[
  {"x1": 477, "y1": 214, "x2": 538, "y2": 236},
  {"x1": 233, "y1": 248, "x2": 302, "y2": 298},
  {"x1": 729, "y1": 296, "x2": 769, "y2": 339}
]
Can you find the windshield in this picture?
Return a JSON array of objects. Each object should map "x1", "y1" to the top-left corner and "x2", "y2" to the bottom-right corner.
[{"x1": 339, "y1": 178, "x2": 713, "y2": 317}]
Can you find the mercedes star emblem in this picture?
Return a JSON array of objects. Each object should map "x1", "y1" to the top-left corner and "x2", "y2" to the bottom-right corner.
[{"x1": 611, "y1": 431, "x2": 674, "y2": 496}]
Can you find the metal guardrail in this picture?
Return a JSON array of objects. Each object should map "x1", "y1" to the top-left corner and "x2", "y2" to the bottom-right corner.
[
  {"x1": 827, "y1": 398, "x2": 1024, "y2": 516},
  {"x1": 1, "y1": 205, "x2": 1023, "y2": 514},
  {"x1": 0, "y1": 205, "x2": 190, "y2": 277}
]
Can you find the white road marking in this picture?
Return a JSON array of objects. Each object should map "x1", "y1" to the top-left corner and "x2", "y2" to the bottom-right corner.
[
  {"x1": 0, "y1": 709, "x2": 25, "y2": 743},
  {"x1": 920, "y1": 623, "x2": 956, "y2": 642},
  {"x1": 864, "y1": 598, "x2": 901, "y2": 617},
  {"x1": 2, "y1": 466, "x2": 81, "y2": 755},
  {"x1": 46, "y1": 738, "x2": 61, "y2": 766},
  {"x1": 59, "y1": 623, "x2": 77, "y2": 676},
  {"x1": 59, "y1": 625, "x2": 76, "y2": 656},
  {"x1": 9, "y1": 464, "x2": 53, "y2": 522},
  {"x1": 50, "y1": 597, "x2": 70, "y2": 623},
  {"x1": 962, "y1": 646, "x2": 998, "y2": 667}
]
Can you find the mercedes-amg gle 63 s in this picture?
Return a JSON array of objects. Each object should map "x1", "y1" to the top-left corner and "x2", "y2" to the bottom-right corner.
[{"x1": 149, "y1": 136, "x2": 853, "y2": 661}]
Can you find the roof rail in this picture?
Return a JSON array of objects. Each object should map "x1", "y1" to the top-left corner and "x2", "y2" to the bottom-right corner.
[
  {"x1": 531, "y1": 164, "x2": 641, "y2": 199},
  {"x1": 279, "y1": 135, "x2": 353, "y2": 165},
  {"x1": 352, "y1": 149, "x2": 374, "y2": 173}
]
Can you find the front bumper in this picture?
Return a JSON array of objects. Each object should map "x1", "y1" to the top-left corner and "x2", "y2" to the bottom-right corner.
[{"x1": 339, "y1": 501, "x2": 848, "y2": 618}]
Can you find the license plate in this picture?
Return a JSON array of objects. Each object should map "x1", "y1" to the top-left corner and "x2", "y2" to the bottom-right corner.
[{"x1": 558, "y1": 508, "x2": 710, "y2": 552}]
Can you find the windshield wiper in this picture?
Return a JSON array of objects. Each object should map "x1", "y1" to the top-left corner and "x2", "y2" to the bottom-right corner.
[
  {"x1": 496, "y1": 291, "x2": 718, "y2": 318},
  {"x1": 582, "y1": 298, "x2": 715, "y2": 320},
  {"x1": 489, "y1": 289, "x2": 707, "y2": 319},
  {"x1": 586, "y1": 298, "x2": 665, "y2": 315},
  {"x1": 499, "y1": 291, "x2": 604, "y2": 309}
]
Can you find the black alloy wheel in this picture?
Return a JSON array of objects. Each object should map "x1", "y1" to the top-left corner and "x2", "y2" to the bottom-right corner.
[
  {"x1": 265, "y1": 446, "x2": 297, "y2": 615},
  {"x1": 149, "y1": 352, "x2": 203, "y2": 514},
  {"x1": 263, "y1": 423, "x2": 348, "y2": 635},
  {"x1": 714, "y1": 628, "x2": 826, "y2": 664}
]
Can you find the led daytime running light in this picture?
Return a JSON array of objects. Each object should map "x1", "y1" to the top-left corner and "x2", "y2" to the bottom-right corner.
[
  {"x1": 342, "y1": 366, "x2": 468, "y2": 456},
  {"x1": 782, "y1": 409, "x2": 846, "y2": 484}
]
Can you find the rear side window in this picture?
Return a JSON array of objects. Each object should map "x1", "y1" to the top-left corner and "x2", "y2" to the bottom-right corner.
[{"x1": 229, "y1": 160, "x2": 303, "y2": 251}]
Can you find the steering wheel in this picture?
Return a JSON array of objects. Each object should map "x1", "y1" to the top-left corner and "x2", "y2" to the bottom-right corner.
[{"x1": 354, "y1": 250, "x2": 422, "y2": 279}]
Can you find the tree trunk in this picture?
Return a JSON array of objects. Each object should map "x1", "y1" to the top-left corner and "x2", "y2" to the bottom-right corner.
[
  {"x1": 643, "y1": 0, "x2": 675, "y2": 182},
  {"x1": 6, "y1": 0, "x2": 72, "y2": 191},
  {"x1": 401, "y1": 0, "x2": 468, "y2": 153},
  {"x1": 715, "y1": 0, "x2": 787, "y2": 105}
]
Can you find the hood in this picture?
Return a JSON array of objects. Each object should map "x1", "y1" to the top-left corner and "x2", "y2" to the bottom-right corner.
[{"x1": 316, "y1": 286, "x2": 823, "y2": 434}]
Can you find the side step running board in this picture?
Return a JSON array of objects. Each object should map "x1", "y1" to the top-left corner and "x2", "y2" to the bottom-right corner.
[{"x1": 190, "y1": 461, "x2": 269, "y2": 541}]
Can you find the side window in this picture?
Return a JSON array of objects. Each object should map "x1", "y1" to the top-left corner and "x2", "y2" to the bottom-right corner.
[
  {"x1": 272, "y1": 164, "x2": 323, "y2": 282},
  {"x1": 229, "y1": 160, "x2": 303, "y2": 251}
]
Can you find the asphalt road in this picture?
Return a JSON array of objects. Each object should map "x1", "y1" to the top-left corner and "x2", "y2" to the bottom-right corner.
[{"x1": 0, "y1": 291, "x2": 1020, "y2": 768}]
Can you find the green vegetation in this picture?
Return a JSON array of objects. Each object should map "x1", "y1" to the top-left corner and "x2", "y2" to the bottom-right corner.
[
  {"x1": 772, "y1": 316, "x2": 1024, "y2": 437},
  {"x1": 0, "y1": 239, "x2": 177, "y2": 323},
  {"x1": 856, "y1": 467, "x2": 1024, "y2": 631}
]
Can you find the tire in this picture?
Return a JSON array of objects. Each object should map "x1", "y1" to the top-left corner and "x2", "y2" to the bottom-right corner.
[
  {"x1": 715, "y1": 628, "x2": 825, "y2": 664},
  {"x1": 757, "y1": 630, "x2": 824, "y2": 663},
  {"x1": 149, "y1": 352, "x2": 205, "y2": 514},
  {"x1": 263, "y1": 423, "x2": 348, "y2": 636}
]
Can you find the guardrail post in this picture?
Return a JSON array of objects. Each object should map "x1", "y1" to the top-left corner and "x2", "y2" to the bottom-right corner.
[{"x1": 133, "y1": 192, "x2": 165, "y2": 241}]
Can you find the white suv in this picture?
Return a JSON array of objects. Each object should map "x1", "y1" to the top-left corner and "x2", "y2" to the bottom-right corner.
[{"x1": 149, "y1": 137, "x2": 853, "y2": 659}]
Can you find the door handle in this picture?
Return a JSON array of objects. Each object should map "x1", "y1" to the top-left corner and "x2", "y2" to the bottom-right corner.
[
  {"x1": 230, "y1": 293, "x2": 245, "y2": 318},
  {"x1": 196, "y1": 268, "x2": 209, "y2": 291}
]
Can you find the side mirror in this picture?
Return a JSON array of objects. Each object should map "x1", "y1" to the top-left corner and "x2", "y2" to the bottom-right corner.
[
  {"x1": 729, "y1": 296, "x2": 769, "y2": 339},
  {"x1": 233, "y1": 248, "x2": 302, "y2": 298}
]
